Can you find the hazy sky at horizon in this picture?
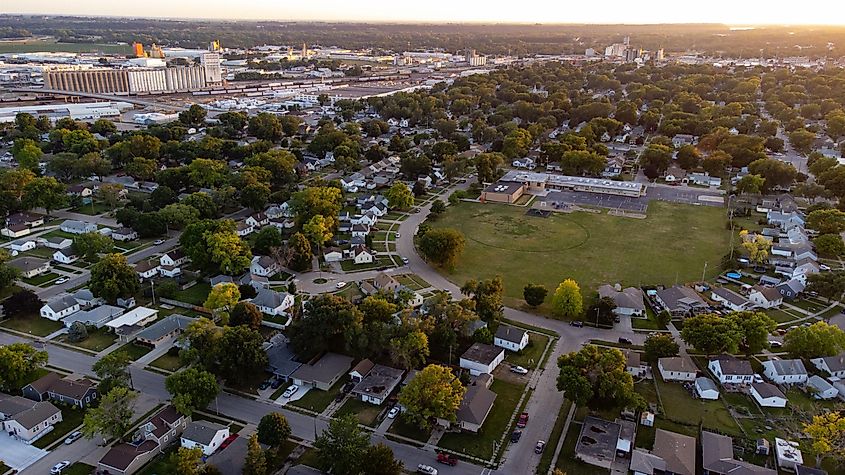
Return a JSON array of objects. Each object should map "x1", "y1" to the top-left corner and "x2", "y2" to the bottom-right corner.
[{"x1": 5, "y1": 0, "x2": 845, "y2": 25}]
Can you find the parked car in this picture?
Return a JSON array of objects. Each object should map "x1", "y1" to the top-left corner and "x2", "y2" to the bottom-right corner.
[
  {"x1": 436, "y1": 453, "x2": 458, "y2": 466},
  {"x1": 259, "y1": 380, "x2": 272, "y2": 390},
  {"x1": 55, "y1": 277, "x2": 68, "y2": 284},
  {"x1": 342, "y1": 382, "x2": 355, "y2": 393},
  {"x1": 270, "y1": 378, "x2": 283, "y2": 389},
  {"x1": 517, "y1": 412, "x2": 529, "y2": 428},
  {"x1": 395, "y1": 232, "x2": 401, "y2": 238},
  {"x1": 570, "y1": 321, "x2": 583, "y2": 327},
  {"x1": 220, "y1": 434, "x2": 238, "y2": 450},
  {"x1": 769, "y1": 340, "x2": 782, "y2": 348},
  {"x1": 417, "y1": 464, "x2": 438, "y2": 475},
  {"x1": 510, "y1": 365, "x2": 529, "y2": 375},
  {"x1": 51, "y1": 462, "x2": 71, "y2": 474},
  {"x1": 753, "y1": 374, "x2": 764, "y2": 383},
  {"x1": 511, "y1": 430, "x2": 522, "y2": 443},
  {"x1": 618, "y1": 337, "x2": 633, "y2": 345},
  {"x1": 153, "y1": 239, "x2": 165, "y2": 245},
  {"x1": 336, "y1": 281, "x2": 347, "y2": 289},
  {"x1": 535, "y1": 440, "x2": 546, "y2": 454},
  {"x1": 388, "y1": 406, "x2": 400, "y2": 419},
  {"x1": 64, "y1": 431, "x2": 83, "y2": 444},
  {"x1": 402, "y1": 257, "x2": 409, "y2": 264},
  {"x1": 283, "y1": 385, "x2": 299, "y2": 398}
]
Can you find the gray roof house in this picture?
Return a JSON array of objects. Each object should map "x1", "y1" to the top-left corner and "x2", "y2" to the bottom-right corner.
[
  {"x1": 135, "y1": 315, "x2": 195, "y2": 348},
  {"x1": 60, "y1": 219, "x2": 98, "y2": 234},
  {"x1": 453, "y1": 382, "x2": 497, "y2": 433},
  {"x1": 291, "y1": 353, "x2": 354, "y2": 391},
  {"x1": 61, "y1": 304, "x2": 124, "y2": 329},
  {"x1": 702, "y1": 431, "x2": 776, "y2": 475},
  {"x1": 351, "y1": 364, "x2": 404, "y2": 405},
  {"x1": 266, "y1": 337, "x2": 303, "y2": 381},
  {"x1": 574, "y1": 416, "x2": 622, "y2": 469},
  {"x1": 598, "y1": 284, "x2": 645, "y2": 316},
  {"x1": 654, "y1": 286, "x2": 707, "y2": 316}
]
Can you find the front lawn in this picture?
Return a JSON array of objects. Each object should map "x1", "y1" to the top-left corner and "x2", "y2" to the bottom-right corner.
[
  {"x1": 149, "y1": 352, "x2": 184, "y2": 372},
  {"x1": 289, "y1": 378, "x2": 345, "y2": 413},
  {"x1": 111, "y1": 343, "x2": 153, "y2": 361},
  {"x1": 63, "y1": 327, "x2": 117, "y2": 352},
  {"x1": 430, "y1": 201, "x2": 731, "y2": 311},
  {"x1": 1, "y1": 316, "x2": 64, "y2": 336},
  {"x1": 63, "y1": 463, "x2": 96, "y2": 475},
  {"x1": 33, "y1": 406, "x2": 85, "y2": 448},
  {"x1": 339, "y1": 257, "x2": 395, "y2": 272},
  {"x1": 22, "y1": 272, "x2": 60, "y2": 286},
  {"x1": 438, "y1": 379, "x2": 524, "y2": 460},
  {"x1": 387, "y1": 414, "x2": 431, "y2": 443},
  {"x1": 72, "y1": 201, "x2": 113, "y2": 216},
  {"x1": 505, "y1": 333, "x2": 549, "y2": 369},
  {"x1": 334, "y1": 398, "x2": 383, "y2": 427}
]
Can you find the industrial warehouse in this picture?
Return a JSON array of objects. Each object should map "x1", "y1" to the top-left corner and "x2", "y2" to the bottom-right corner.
[{"x1": 481, "y1": 170, "x2": 647, "y2": 203}]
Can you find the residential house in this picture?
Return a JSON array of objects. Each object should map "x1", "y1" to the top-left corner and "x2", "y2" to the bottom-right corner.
[
  {"x1": 701, "y1": 431, "x2": 776, "y2": 475},
  {"x1": 709, "y1": 356, "x2": 754, "y2": 387},
  {"x1": 235, "y1": 221, "x2": 254, "y2": 237},
  {"x1": 351, "y1": 364, "x2": 404, "y2": 405},
  {"x1": 245, "y1": 213, "x2": 269, "y2": 229},
  {"x1": 350, "y1": 223, "x2": 370, "y2": 238},
  {"x1": 266, "y1": 337, "x2": 302, "y2": 382},
  {"x1": 40, "y1": 294, "x2": 81, "y2": 321},
  {"x1": 749, "y1": 285, "x2": 783, "y2": 309},
  {"x1": 777, "y1": 279, "x2": 805, "y2": 300},
  {"x1": 181, "y1": 421, "x2": 229, "y2": 456},
  {"x1": 658, "y1": 356, "x2": 697, "y2": 382},
  {"x1": 349, "y1": 359, "x2": 375, "y2": 383},
  {"x1": 0, "y1": 394, "x2": 62, "y2": 444},
  {"x1": 160, "y1": 249, "x2": 188, "y2": 267},
  {"x1": 573, "y1": 416, "x2": 623, "y2": 469},
  {"x1": 690, "y1": 172, "x2": 722, "y2": 187},
  {"x1": 8, "y1": 257, "x2": 51, "y2": 278},
  {"x1": 597, "y1": 284, "x2": 646, "y2": 317},
  {"x1": 352, "y1": 245, "x2": 375, "y2": 265},
  {"x1": 2, "y1": 212, "x2": 44, "y2": 237},
  {"x1": 625, "y1": 351, "x2": 649, "y2": 379},
  {"x1": 135, "y1": 315, "x2": 194, "y2": 348},
  {"x1": 324, "y1": 248, "x2": 343, "y2": 263},
  {"x1": 134, "y1": 260, "x2": 159, "y2": 280},
  {"x1": 710, "y1": 287, "x2": 753, "y2": 312},
  {"x1": 767, "y1": 211, "x2": 805, "y2": 231},
  {"x1": 672, "y1": 134, "x2": 696, "y2": 147},
  {"x1": 372, "y1": 272, "x2": 401, "y2": 293},
  {"x1": 60, "y1": 219, "x2": 98, "y2": 235},
  {"x1": 810, "y1": 353, "x2": 845, "y2": 378},
  {"x1": 774, "y1": 439, "x2": 804, "y2": 472},
  {"x1": 61, "y1": 305, "x2": 124, "y2": 329},
  {"x1": 106, "y1": 306, "x2": 159, "y2": 342},
  {"x1": 250, "y1": 255, "x2": 279, "y2": 277},
  {"x1": 806, "y1": 375, "x2": 838, "y2": 400},
  {"x1": 602, "y1": 156, "x2": 624, "y2": 177},
  {"x1": 22, "y1": 373, "x2": 99, "y2": 409},
  {"x1": 43, "y1": 237, "x2": 73, "y2": 250},
  {"x1": 52, "y1": 249, "x2": 79, "y2": 264},
  {"x1": 631, "y1": 429, "x2": 696, "y2": 475},
  {"x1": 451, "y1": 377, "x2": 497, "y2": 433},
  {"x1": 251, "y1": 288, "x2": 295, "y2": 316},
  {"x1": 494, "y1": 325, "x2": 529, "y2": 352},
  {"x1": 460, "y1": 343, "x2": 505, "y2": 376},
  {"x1": 290, "y1": 353, "x2": 354, "y2": 391},
  {"x1": 695, "y1": 377, "x2": 720, "y2": 400},
  {"x1": 762, "y1": 359, "x2": 808, "y2": 385},
  {"x1": 72, "y1": 288, "x2": 103, "y2": 308},
  {"x1": 654, "y1": 286, "x2": 707, "y2": 316},
  {"x1": 113, "y1": 228, "x2": 138, "y2": 242},
  {"x1": 98, "y1": 406, "x2": 187, "y2": 475},
  {"x1": 664, "y1": 165, "x2": 687, "y2": 183},
  {"x1": 9, "y1": 238, "x2": 36, "y2": 253},
  {"x1": 750, "y1": 382, "x2": 787, "y2": 408}
]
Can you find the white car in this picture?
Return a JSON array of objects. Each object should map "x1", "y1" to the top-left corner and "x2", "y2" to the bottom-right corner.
[
  {"x1": 153, "y1": 239, "x2": 165, "y2": 245},
  {"x1": 55, "y1": 277, "x2": 69, "y2": 284},
  {"x1": 395, "y1": 232, "x2": 401, "y2": 238},
  {"x1": 283, "y1": 385, "x2": 300, "y2": 398},
  {"x1": 387, "y1": 406, "x2": 400, "y2": 419},
  {"x1": 64, "y1": 430, "x2": 83, "y2": 444},
  {"x1": 402, "y1": 257, "x2": 409, "y2": 264},
  {"x1": 51, "y1": 461, "x2": 71, "y2": 474},
  {"x1": 336, "y1": 281, "x2": 347, "y2": 289},
  {"x1": 510, "y1": 365, "x2": 529, "y2": 375},
  {"x1": 417, "y1": 464, "x2": 438, "y2": 475},
  {"x1": 820, "y1": 264, "x2": 831, "y2": 271}
]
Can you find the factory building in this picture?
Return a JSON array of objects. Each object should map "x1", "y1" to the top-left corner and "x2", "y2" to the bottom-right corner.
[{"x1": 44, "y1": 60, "x2": 221, "y2": 95}]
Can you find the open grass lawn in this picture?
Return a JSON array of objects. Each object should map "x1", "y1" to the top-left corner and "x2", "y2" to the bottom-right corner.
[
  {"x1": 555, "y1": 423, "x2": 609, "y2": 475},
  {"x1": 172, "y1": 283, "x2": 211, "y2": 306},
  {"x1": 1, "y1": 316, "x2": 64, "y2": 336},
  {"x1": 394, "y1": 274, "x2": 428, "y2": 291},
  {"x1": 438, "y1": 379, "x2": 524, "y2": 459},
  {"x1": 33, "y1": 406, "x2": 85, "y2": 449},
  {"x1": 505, "y1": 333, "x2": 549, "y2": 369},
  {"x1": 21, "y1": 247, "x2": 56, "y2": 259},
  {"x1": 112, "y1": 342, "x2": 153, "y2": 361},
  {"x1": 41, "y1": 229, "x2": 80, "y2": 240},
  {"x1": 63, "y1": 462, "x2": 96, "y2": 475},
  {"x1": 655, "y1": 374, "x2": 741, "y2": 436},
  {"x1": 72, "y1": 201, "x2": 113, "y2": 216},
  {"x1": 149, "y1": 353, "x2": 184, "y2": 372},
  {"x1": 290, "y1": 378, "x2": 346, "y2": 413},
  {"x1": 334, "y1": 284, "x2": 364, "y2": 302},
  {"x1": 767, "y1": 308, "x2": 803, "y2": 324},
  {"x1": 63, "y1": 327, "x2": 117, "y2": 352},
  {"x1": 339, "y1": 257, "x2": 395, "y2": 271},
  {"x1": 22, "y1": 272, "x2": 60, "y2": 286},
  {"x1": 431, "y1": 201, "x2": 731, "y2": 310},
  {"x1": 296, "y1": 448, "x2": 324, "y2": 469},
  {"x1": 819, "y1": 304, "x2": 843, "y2": 319},
  {"x1": 334, "y1": 398, "x2": 382, "y2": 427},
  {"x1": 387, "y1": 414, "x2": 431, "y2": 442}
]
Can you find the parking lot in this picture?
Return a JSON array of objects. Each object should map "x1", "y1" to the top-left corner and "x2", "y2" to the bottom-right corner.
[
  {"x1": 541, "y1": 190, "x2": 649, "y2": 212},
  {"x1": 646, "y1": 186, "x2": 724, "y2": 207}
]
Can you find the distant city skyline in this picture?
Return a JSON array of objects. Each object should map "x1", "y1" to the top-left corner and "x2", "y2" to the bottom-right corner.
[{"x1": 5, "y1": 0, "x2": 845, "y2": 26}]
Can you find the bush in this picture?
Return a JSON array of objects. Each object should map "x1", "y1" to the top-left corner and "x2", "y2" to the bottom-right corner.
[
  {"x1": 67, "y1": 322, "x2": 89, "y2": 342},
  {"x1": 157, "y1": 280, "x2": 179, "y2": 299}
]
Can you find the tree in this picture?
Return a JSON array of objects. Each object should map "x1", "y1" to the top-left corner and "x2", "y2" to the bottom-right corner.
[
  {"x1": 784, "y1": 321, "x2": 845, "y2": 359},
  {"x1": 159, "y1": 203, "x2": 201, "y2": 229},
  {"x1": 803, "y1": 412, "x2": 845, "y2": 468},
  {"x1": 215, "y1": 326, "x2": 268, "y2": 385},
  {"x1": 639, "y1": 144, "x2": 673, "y2": 174},
  {"x1": 253, "y1": 226, "x2": 283, "y2": 255},
  {"x1": 418, "y1": 228, "x2": 465, "y2": 267},
  {"x1": 22, "y1": 176, "x2": 66, "y2": 215},
  {"x1": 551, "y1": 279, "x2": 583, "y2": 319},
  {"x1": 475, "y1": 152, "x2": 505, "y2": 183},
  {"x1": 385, "y1": 182, "x2": 414, "y2": 209},
  {"x1": 748, "y1": 158, "x2": 798, "y2": 191},
  {"x1": 741, "y1": 233, "x2": 771, "y2": 266},
  {"x1": 675, "y1": 144, "x2": 700, "y2": 170},
  {"x1": 98, "y1": 183, "x2": 124, "y2": 210},
  {"x1": 523, "y1": 283, "x2": 548, "y2": 307},
  {"x1": 702, "y1": 151, "x2": 732, "y2": 177},
  {"x1": 430, "y1": 199, "x2": 446, "y2": 216},
  {"x1": 587, "y1": 296, "x2": 617, "y2": 326},
  {"x1": 398, "y1": 364, "x2": 465, "y2": 430},
  {"x1": 240, "y1": 182, "x2": 271, "y2": 211},
  {"x1": 813, "y1": 234, "x2": 845, "y2": 257},
  {"x1": 170, "y1": 447, "x2": 204, "y2": 475},
  {"x1": 287, "y1": 295, "x2": 363, "y2": 356},
  {"x1": 788, "y1": 128, "x2": 817, "y2": 155},
  {"x1": 735, "y1": 174, "x2": 765, "y2": 195},
  {"x1": 556, "y1": 345, "x2": 644, "y2": 409},
  {"x1": 204, "y1": 283, "x2": 241, "y2": 322},
  {"x1": 256, "y1": 412, "x2": 291, "y2": 449},
  {"x1": 461, "y1": 276, "x2": 504, "y2": 323},
  {"x1": 364, "y1": 443, "x2": 404, "y2": 475},
  {"x1": 0, "y1": 288, "x2": 40, "y2": 318},
  {"x1": 287, "y1": 232, "x2": 313, "y2": 271},
  {"x1": 67, "y1": 321, "x2": 89, "y2": 343},
  {"x1": 92, "y1": 351, "x2": 132, "y2": 394},
  {"x1": 243, "y1": 434, "x2": 267, "y2": 475},
  {"x1": 124, "y1": 157, "x2": 158, "y2": 180},
  {"x1": 314, "y1": 414, "x2": 370, "y2": 475},
  {"x1": 806, "y1": 208, "x2": 845, "y2": 234},
  {"x1": 73, "y1": 231, "x2": 114, "y2": 260},
  {"x1": 91, "y1": 118, "x2": 118, "y2": 136},
  {"x1": 90, "y1": 253, "x2": 140, "y2": 304},
  {"x1": 389, "y1": 330, "x2": 430, "y2": 370},
  {"x1": 188, "y1": 158, "x2": 228, "y2": 188},
  {"x1": 248, "y1": 112, "x2": 283, "y2": 142},
  {"x1": 643, "y1": 334, "x2": 679, "y2": 362},
  {"x1": 230, "y1": 302, "x2": 263, "y2": 329},
  {"x1": 680, "y1": 313, "x2": 742, "y2": 355},
  {"x1": 179, "y1": 104, "x2": 207, "y2": 127},
  {"x1": 502, "y1": 128, "x2": 533, "y2": 159},
  {"x1": 206, "y1": 229, "x2": 253, "y2": 276},
  {"x1": 725, "y1": 311, "x2": 777, "y2": 354},
  {"x1": 12, "y1": 138, "x2": 42, "y2": 171},
  {"x1": 165, "y1": 367, "x2": 220, "y2": 416},
  {"x1": 82, "y1": 387, "x2": 138, "y2": 442},
  {"x1": 0, "y1": 343, "x2": 48, "y2": 391},
  {"x1": 182, "y1": 192, "x2": 217, "y2": 219},
  {"x1": 806, "y1": 272, "x2": 845, "y2": 302}
]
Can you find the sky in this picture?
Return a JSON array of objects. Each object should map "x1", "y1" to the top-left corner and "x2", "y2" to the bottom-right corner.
[{"x1": 5, "y1": 0, "x2": 845, "y2": 25}]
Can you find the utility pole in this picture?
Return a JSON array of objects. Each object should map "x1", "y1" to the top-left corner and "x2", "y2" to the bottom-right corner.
[{"x1": 701, "y1": 261, "x2": 708, "y2": 282}]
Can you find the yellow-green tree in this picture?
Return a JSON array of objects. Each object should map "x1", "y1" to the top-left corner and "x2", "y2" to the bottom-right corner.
[
  {"x1": 206, "y1": 230, "x2": 252, "y2": 275},
  {"x1": 551, "y1": 278, "x2": 583, "y2": 319},
  {"x1": 385, "y1": 182, "x2": 414, "y2": 209},
  {"x1": 303, "y1": 214, "x2": 333, "y2": 248},
  {"x1": 740, "y1": 232, "x2": 771, "y2": 265},
  {"x1": 204, "y1": 283, "x2": 240, "y2": 323},
  {"x1": 169, "y1": 447, "x2": 203, "y2": 475},
  {"x1": 398, "y1": 364, "x2": 465, "y2": 430},
  {"x1": 803, "y1": 412, "x2": 845, "y2": 467}
]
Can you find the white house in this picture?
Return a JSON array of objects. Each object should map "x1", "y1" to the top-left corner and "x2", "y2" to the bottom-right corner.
[
  {"x1": 625, "y1": 351, "x2": 649, "y2": 379},
  {"x1": 810, "y1": 353, "x2": 845, "y2": 379},
  {"x1": 60, "y1": 220, "x2": 97, "y2": 235},
  {"x1": 493, "y1": 325, "x2": 529, "y2": 352},
  {"x1": 324, "y1": 248, "x2": 343, "y2": 263},
  {"x1": 0, "y1": 396, "x2": 63, "y2": 443},
  {"x1": 135, "y1": 260, "x2": 160, "y2": 280},
  {"x1": 250, "y1": 255, "x2": 279, "y2": 277},
  {"x1": 657, "y1": 356, "x2": 697, "y2": 382},
  {"x1": 112, "y1": 228, "x2": 138, "y2": 242},
  {"x1": 350, "y1": 224, "x2": 370, "y2": 238},
  {"x1": 250, "y1": 288, "x2": 295, "y2": 316},
  {"x1": 762, "y1": 359, "x2": 808, "y2": 385},
  {"x1": 43, "y1": 237, "x2": 73, "y2": 250},
  {"x1": 695, "y1": 377, "x2": 720, "y2": 400},
  {"x1": 180, "y1": 421, "x2": 229, "y2": 456},
  {"x1": 160, "y1": 249, "x2": 188, "y2": 267},
  {"x1": 459, "y1": 343, "x2": 505, "y2": 376},
  {"x1": 236, "y1": 221, "x2": 254, "y2": 237},
  {"x1": 9, "y1": 238, "x2": 36, "y2": 253},
  {"x1": 52, "y1": 249, "x2": 79, "y2": 264},
  {"x1": 597, "y1": 285, "x2": 646, "y2": 317},
  {"x1": 710, "y1": 287, "x2": 753, "y2": 312},
  {"x1": 748, "y1": 286, "x2": 783, "y2": 309},
  {"x1": 709, "y1": 356, "x2": 754, "y2": 386},
  {"x1": 352, "y1": 246, "x2": 374, "y2": 265},
  {"x1": 40, "y1": 295, "x2": 81, "y2": 321},
  {"x1": 750, "y1": 382, "x2": 787, "y2": 408},
  {"x1": 774, "y1": 438, "x2": 803, "y2": 472},
  {"x1": 245, "y1": 213, "x2": 269, "y2": 229},
  {"x1": 806, "y1": 375, "x2": 838, "y2": 400}
]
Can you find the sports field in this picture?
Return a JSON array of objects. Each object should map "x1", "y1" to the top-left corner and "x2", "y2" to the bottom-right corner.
[{"x1": 431, "y1": 201, "x2": 731, "y2": 311}]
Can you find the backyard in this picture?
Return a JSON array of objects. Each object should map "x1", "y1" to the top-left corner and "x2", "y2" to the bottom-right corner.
[{"x1": 430, "y1": 201, "x2": 731, "y2": 311}]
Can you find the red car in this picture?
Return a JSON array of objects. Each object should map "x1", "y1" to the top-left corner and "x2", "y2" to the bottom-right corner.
[
  {"x1": 219, "y1": 434, "x2": 239, "y2": 450},
  {"x1": 517, "y1": 412, "x2": 529, "y2": 428},
  {"x1": 437, "y1": 453, "x2": 458, "y2": 466}
]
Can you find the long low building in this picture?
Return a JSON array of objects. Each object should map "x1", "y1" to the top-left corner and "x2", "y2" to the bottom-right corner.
[{"x1": 481, "y1": 170, "x2": 647, "y2": 203}]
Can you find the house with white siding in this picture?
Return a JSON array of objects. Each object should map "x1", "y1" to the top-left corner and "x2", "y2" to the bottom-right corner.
[{"x1": 763, "y1": 359, "x2": 808, "y2": 385}]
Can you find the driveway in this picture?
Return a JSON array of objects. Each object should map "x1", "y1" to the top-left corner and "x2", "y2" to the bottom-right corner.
[{"x1": 0, "y1": 432, "x2": 48, "y2": 471}]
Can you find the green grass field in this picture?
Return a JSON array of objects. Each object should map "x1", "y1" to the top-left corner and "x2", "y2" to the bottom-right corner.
[
  {"x1": 1, "y1": 316, "x2": 64, "y2": 336},
  {"x1": 431, "y1": 201, "x2": 731, "y2": 310},
  {"x1": 334, "y1": 398, "x2": 382, "y2": 427}
]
